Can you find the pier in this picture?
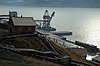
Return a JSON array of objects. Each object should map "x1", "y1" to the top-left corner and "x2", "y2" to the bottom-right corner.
[
  {"x1": 37, "y1": 29, "x2": 81, "y2": 48},
  {"x1": 51, "y1": 31, "x2": 72, "y2": 36},
  {"x1": 36, "y1": 29, "x2": 87, "y2": 57}
]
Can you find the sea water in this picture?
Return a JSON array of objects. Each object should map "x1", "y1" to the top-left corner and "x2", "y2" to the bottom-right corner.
[{"x1": 1, "y1": 6, "x2": 100, "y2": 60}]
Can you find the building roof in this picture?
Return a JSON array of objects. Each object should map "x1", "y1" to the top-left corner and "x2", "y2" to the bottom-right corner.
[{"x1": 11, "y1": 17, "x2": 36, "y2": 26}]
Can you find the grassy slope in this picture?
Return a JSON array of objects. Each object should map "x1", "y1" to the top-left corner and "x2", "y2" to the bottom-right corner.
[
  {"x1": 1, "y1": 37, "x2": 95, "y2": 66},
  {"x1": 1, "y1": 37, "x2": 61, "y2": 66},
  {"x1": 2, "y1": 37, "x2": 47, "y2": 51},
  {"x1": 23, "y1": 56, "x2": 61, "y2": 66},
  {"x1": 52, "y1": 43, "x2": 95, "y2": 66}
]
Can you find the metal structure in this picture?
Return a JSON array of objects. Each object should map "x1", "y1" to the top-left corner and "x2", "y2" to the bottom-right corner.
[
  {"x1": 9, "y1": 11, "x2": 17, "y2": 17},
  {"x1": 43, "y1": 10, "x2": 55, "y2": 27},
  {"x1": 0, "y1": 11, "x2": 17, "y2": 20},
  {"x1": 35, "y1": 10, "x2": 56, "y2": 31}
]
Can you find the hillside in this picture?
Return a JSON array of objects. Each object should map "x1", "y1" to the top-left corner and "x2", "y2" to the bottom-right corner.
[
  {"x1": 0, "y1": 48, "x2": 61, "y2": 66},
  {"x1": 0, "y1": 35, "x2": 96, "y2": 66}
]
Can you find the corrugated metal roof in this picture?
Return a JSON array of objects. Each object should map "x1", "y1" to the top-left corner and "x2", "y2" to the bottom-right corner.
[{"x1": 11, "y1": 17, "x2": 36, "y2": 26}]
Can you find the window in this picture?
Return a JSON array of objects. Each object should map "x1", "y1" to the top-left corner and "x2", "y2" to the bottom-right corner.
[
  {"x1": 19, "y1": 27, "x2": 22, "y2": 31},
  {"x1": 28, "y1": 27, "x2": 31, "y2": 30}
]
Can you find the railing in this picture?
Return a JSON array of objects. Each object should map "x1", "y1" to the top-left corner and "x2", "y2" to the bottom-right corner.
[{"x1": 47, "y1": 36, "x2": 67, "y2": 48}]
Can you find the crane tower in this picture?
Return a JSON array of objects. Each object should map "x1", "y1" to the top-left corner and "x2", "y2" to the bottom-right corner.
[
  {"x1": 35, "y1": 10, "x2": 56, "y2": 31},
  {"x1": 42, "y1": 10, "x2": 55, "y2": 28}
]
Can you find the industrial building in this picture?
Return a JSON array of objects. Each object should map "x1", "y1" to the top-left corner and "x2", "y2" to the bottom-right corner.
[{"x1": 8, "y1": 17, "x2": 36, "y2": 34}]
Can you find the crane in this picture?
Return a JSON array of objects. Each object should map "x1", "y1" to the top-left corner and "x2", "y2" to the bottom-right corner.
[
  {"x1": 35, "y1": 10, "x2": 56, "y2": 31},
  {"x1": 43, "y1": 10, "x2": 55, "y2": 28}
]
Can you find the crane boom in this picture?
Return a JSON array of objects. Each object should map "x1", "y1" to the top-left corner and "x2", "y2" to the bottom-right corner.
[{"x1": 49, "y1": 11, "x2": 55, "y2": 24}]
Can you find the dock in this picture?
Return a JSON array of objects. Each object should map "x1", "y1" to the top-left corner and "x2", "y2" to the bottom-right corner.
[
  {"x1": 37, "y1": 29, "x2": 81, "y2": 48},
  {"x1": 75, "y1": 41, "x2": 99, "y2": 52},
  {"x1": 37, "y1": 29, "x2": 87, "y2": 57},
  {"x1": 51, "y1": 31, "x2": 72, "y2": 36}
]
